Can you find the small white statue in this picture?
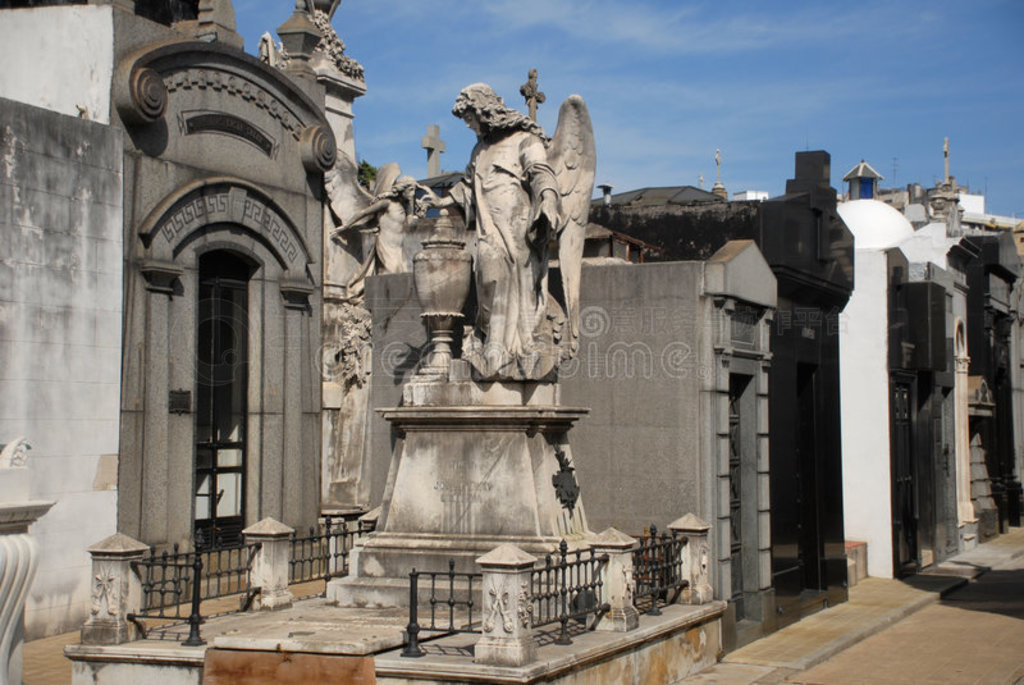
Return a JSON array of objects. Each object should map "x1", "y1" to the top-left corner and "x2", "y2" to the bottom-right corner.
[{"x1": 332, "y1": 163, "x2": 436, "y2": 295}]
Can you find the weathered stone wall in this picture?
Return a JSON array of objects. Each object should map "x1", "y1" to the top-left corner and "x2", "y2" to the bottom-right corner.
[
  {"x1": 0, "y1": 5, "x2": 115, "y2": 123},
  {"x1": 363, "y1": 262, "x2": 707, "y2": 536},
  {"x1": 560, "y1": 263, "x2": 705, "y2": 535},
  {"x1": 0, "y1": 97, "x2": 124, "y2": 637}
]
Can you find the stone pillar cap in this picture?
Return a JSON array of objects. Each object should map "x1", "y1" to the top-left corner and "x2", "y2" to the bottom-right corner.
[
  {"x1": 476, "y1": 543, "x2": 537, "y2": 569},
  {"x1": 88, "y1": 532, "x2": 150, "y2": 557},
  {"x1": 668, "y1": 513, "x2": 710, "y2": 533},
  {"x1": 243, "y1": 517, "x2": 295, "y2": 538},
  {"x1": 591, "y1": 527, "x2": 638, "y2": 550}
]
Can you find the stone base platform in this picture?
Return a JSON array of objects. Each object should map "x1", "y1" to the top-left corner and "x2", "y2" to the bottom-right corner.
[
  {"x1": 330, "y1": 394, "x2": 594, "y2": 608},
  {"x1": 65, "y1": 598, "x2": 725, "y2": 685}
]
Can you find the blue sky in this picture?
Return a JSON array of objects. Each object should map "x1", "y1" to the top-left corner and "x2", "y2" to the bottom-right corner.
[{"x1": 235, "y1": 1, "x2": 1024, "y2": 218}]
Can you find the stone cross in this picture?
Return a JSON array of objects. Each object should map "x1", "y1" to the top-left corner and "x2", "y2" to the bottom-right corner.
[
  {"x1": 519, "y1": 68, "x2": 546, "y2": 122},
  {"x1": 943, "y1": 137, "x2": 950, "y2": 183},
  {"x1": 421, "y1": 124, "x2": 445, "y2": 178}
]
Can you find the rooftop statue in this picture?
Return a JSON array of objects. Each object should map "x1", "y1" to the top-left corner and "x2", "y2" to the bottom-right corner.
[{"x1": 428, "y1": 83, "x2": 596, "y2": 381}]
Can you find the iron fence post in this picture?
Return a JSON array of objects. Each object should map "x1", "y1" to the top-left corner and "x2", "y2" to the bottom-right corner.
[
  {"x1": 402, "y1": 569, "x2": 425, "y2": 657},
  {"x1": 182, "y1": 553, "x2": 206, "y2": 647},
  {"x1": 555, "y1": 540, "x2": 571, "y2": 645}
]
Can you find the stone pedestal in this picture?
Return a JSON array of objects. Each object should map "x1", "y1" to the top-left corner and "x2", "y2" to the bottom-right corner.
[
  {"x1": 0, "y1": 439, "x2": 53, "y2": 685},
  {"x1": 243, "y1": 518, "x2": 295, "y2": 611},
  {"x1": 591, "y1": 528, "x2": 640, "y2": 632},
  {"x1": 80, "y1": 533, "x2": 149, "y2": 646},
  {"x1": 475, "y1": 544, "x2": 538, "y2": 667},
  {"x1": 328, "y1": 377, "x2": 592, "y2": 607},
  {"x1": 670, "y1": 514, "x2": 713, "y2": 605}
]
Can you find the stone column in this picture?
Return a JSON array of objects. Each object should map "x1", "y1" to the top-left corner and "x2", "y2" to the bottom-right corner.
[
  {"x1": 80, "y1": 533, "x2": 150, "y2": 645},
  {"x1": 475, "y1": 544, "x2": 537, "y2": 667},
  {"x1": 243, "y1": 518, "x2": 295, "y2": 611},
  {"x1": 954, "y1": 353, "x2": 975, "y2": 529},
  {"x1": 0, "y1": 439, "x2": 53, "y2": 685},
  {"x1": 670, "y1": 514, "x2": 713, "y2": 605},
  {"x1": 591, "y1": 528, "x2": 639, "y2": 632}
]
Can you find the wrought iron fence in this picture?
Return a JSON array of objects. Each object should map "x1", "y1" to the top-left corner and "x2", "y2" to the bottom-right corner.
[
  {"x1": 401, "y1": 560, "x2": 483, "y2": 658},
  {"x1": 288, "y1": 516, "x2": 363, "y2": 595},
  {"x1": 128, "y1": 541, "x2": 260, "y2": 644},
  {"x1": 531, "y1": 540, "x2": 609, "y2": 645},
  {"x1": 632, "y1": 524, "x2": 688, "y2": 615}
]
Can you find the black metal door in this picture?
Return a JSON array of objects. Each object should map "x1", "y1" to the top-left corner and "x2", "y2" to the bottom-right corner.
[
  {"x1": 796, "y1": 364, "x2": 823, "y2": 591},
  {"x1": 194, "y1": 251, "x2": 251, "y2": 550},
  {"x1": 891, "y1": 381, "x2": 917, "y2": 575},
  {"x1": 728, "y1": 376, "x2": 745, "y2": 619}
]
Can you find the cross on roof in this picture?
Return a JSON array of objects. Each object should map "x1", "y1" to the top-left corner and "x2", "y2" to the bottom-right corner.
[
  {"x1": 421, "y1": 124, "x2": 445, "y2": 178},
  {"x1": 519, "y1": 68, "x2": 546, "y2": 122}
]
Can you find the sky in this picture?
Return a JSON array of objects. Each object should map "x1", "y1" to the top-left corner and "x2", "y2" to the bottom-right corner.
[{"x1": 235, "y1": 1, "x2": 1024, "y2": 218}]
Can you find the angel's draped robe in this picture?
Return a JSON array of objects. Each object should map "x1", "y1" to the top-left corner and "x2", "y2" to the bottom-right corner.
[{"x1": 449, "y1": 129, "x2": 561, "y2": 380}]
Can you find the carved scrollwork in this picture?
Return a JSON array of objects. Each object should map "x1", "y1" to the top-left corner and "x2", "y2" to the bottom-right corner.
[
  {"x1": 622, "y1": 564, "x2": 634, "y2": 605},
  {"x1": 517, "y1": 580, "x2": 533, "y2": 629},
  {"x1": 300, "y1": 123, "x2": 337, "y2": 172},
  {"x1": 118, "y1": 67, "x2": 168, "y2": 125}
]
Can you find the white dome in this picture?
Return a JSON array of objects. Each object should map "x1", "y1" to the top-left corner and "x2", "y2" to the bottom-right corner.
[{"x1": 838, "y1": 199, "x2": 915, "y2": 250}]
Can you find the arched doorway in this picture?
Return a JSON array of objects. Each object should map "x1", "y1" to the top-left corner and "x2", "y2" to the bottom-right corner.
[{"x1": 194, "y1": 250, "x2": 256, "y2": 550}]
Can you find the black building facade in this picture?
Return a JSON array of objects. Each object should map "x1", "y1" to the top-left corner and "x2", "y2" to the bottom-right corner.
[{"x1": 964, "y1": 233, "x2": 1022, "y2": 535}]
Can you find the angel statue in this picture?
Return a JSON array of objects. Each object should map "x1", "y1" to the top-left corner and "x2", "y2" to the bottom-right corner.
[
  {"x1": 331, "y1": 162, "x2": 436, "y2": 297},
  {"x1": 427, "y1": 83, "x2": 596, "y2": 381}
]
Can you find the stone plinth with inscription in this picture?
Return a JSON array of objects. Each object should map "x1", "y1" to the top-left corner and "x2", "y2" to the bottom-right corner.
[{"x1": 328, "y1": 371, "x2": 593, "y2": 607}]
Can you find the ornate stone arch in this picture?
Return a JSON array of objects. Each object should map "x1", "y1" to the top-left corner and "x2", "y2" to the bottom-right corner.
[{"x1": 114, "y1": 40, "x2": 335, "y2": 173}]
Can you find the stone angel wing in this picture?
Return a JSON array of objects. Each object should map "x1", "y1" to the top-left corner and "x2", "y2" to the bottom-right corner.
[
  {"x1": 548, "y1": 95, "x2": 596, "y2": 357},
  {"x1": 325, "y1": 157, "x2": 376, "y2": 227}
]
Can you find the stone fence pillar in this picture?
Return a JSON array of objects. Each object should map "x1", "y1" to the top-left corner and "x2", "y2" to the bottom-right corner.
[
  {"x1": 1, "y1": 438, "x2": 54, "y2": 685},
  {"x1": 475, "y1": 544, "x2": 537, "y2": 667},
  {"x1": 243, "y1": 518, "x2": 295, "y2": 610},
  {"x1": 591, "y1": 528, "x2": 639, "y2": 632},
  {"x1": 670, "y1": 514, "x2": 713, "y2": 605},
  {"x1": 80, "y1": 533, "x2": 150, "y2": 645}
]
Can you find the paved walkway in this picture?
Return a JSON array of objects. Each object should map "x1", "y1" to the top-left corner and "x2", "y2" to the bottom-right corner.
[{"x1": 688, "y1": 525, "x2": 1024, "y2": 684}]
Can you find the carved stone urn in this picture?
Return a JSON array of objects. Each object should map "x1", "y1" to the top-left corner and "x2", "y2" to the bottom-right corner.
[{"x1": 412, "y1": 210, "x2": 472, "y2": 379}]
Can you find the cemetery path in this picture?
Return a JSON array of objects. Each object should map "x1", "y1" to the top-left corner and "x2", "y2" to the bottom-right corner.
[
  {"x1": 789, "y1": 553, "x2": 1024, "y2": 685},
  {"x1": 690, "y1": 525, "x2": 1024, "y2": 685}
]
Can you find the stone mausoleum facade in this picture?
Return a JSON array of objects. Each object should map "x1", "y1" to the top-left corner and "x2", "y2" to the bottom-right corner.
[{"x1": 0, "y1": 0, "x2": 366, "y2": 637}]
